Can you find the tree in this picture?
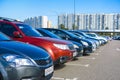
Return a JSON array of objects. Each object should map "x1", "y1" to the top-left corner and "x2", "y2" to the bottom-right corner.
[
  {"x1": 72, "y1": 24, "x2": 78, "y2": 30},
  {"x1": 105, "y1": 27, "x2": 109, "y2": 30},
  {"x1": 59, "y1": 24, "x2": 68, "y2": 30}
]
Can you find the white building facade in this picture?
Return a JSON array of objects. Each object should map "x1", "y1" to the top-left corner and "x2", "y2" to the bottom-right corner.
[
  {"x1": 58, "y1": 13, "x2": 120, "y2": 30},
  {"x1": 24, "y1": 16, "x2": 49, "y2": 28}
]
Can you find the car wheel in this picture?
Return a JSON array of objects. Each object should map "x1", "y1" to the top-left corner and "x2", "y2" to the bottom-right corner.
[{"x1": 0, "y1": 73, "x2": 3, "y2": 80}]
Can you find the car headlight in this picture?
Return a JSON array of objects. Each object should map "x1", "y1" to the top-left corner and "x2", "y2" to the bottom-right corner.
[
  {"x1": 53, "y1": 43, "x2": 69, "y2": 50},
  {"x1": 81, "y1": 41, "x2": 88, "y2": 47},
  {"x1": 2, "y1": 54, "x2": 35, "y2": 67},
  {"x1": 73, "y1": 44, "x2": 79, "y2": 48},
  {"x1": 92, "y1": 43, "x2": 96, "y2": 47},
  {"x1": 96, "y1": 41, "x2": 99, "y2": 46}
]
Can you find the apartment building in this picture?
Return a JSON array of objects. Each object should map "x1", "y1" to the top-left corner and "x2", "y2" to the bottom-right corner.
[
  {"x1": 24, "y1": 16, "x2": 49, "y2": 28},
  {"x1": 58, "y1": 13, "x2": 120, "y2": 30}
]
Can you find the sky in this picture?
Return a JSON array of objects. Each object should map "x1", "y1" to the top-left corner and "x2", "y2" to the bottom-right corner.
[{"x1": 0, "y1": 0, "x2": 120, "y2": 26}]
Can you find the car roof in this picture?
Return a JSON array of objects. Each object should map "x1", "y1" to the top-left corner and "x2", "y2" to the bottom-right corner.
[{"x1": 0, "y1": 17, "x2": 23, "y2": 24}]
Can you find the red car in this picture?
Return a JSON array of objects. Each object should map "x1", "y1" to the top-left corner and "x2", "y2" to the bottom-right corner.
[{"x1": 0, "y1": 17, "x2": 77, "y2": 65}]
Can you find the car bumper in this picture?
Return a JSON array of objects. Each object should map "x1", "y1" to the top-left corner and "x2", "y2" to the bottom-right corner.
[
  {"x1": 75, "y1": 47, "x2": 84, "y2": 56},
  {"x1": 5, "y1": 66, "x2": 53, "y2": 80},
  {"x1": 83, "y1": 45, "x2": 96, "y2": 54},
  {"x1": 50, "y1": 49, "x2": 75, "y2": 65}
]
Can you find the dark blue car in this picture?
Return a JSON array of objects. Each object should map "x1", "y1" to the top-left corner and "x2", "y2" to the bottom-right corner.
[
  {"x1": 69, "y1": 31, "x2": 100, "y2": 48},
  {"x1": 0, "y1": 32, "x2": 53, "y2": 80}
]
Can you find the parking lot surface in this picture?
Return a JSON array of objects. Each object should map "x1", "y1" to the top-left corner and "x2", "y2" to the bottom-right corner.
[{"x1": 51, "y1": 40, "x2": 120, "y2": 80}]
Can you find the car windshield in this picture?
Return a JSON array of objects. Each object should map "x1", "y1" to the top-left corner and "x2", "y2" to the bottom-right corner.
[
  {"x1": 73, "y1": 32, "x2": 85, "y2": 39},
  {"x1": 16, "y1": 24, "x2": 42, "y2": 37},
  {"x1": 41, "y1": 29, "x2": 62, "y2": 39},
  {"x1": 0, "y1": 32, "x2": 11, "y2": 41},
  {"x1": 78, "y1": 32, "x2": 89, "y2": 37},
  {"x1": 63, "y1": 30, "x2": 78, "y2": 38},
  {"x1": 87, "y1": 33, "x2": 96, "y2": 37}
]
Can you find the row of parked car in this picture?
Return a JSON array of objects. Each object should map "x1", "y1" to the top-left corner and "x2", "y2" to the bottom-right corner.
[
  {"x1": 113, "y1": 36, "x2": 120, "y2": 40},
  {"x1": 0, "y1": 17, "x2": 108, "y2": 80}
]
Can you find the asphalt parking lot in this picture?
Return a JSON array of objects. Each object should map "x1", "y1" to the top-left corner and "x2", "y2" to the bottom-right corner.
[{"x1": 51, "y1": 40, "x2": 120, "y2": 80}]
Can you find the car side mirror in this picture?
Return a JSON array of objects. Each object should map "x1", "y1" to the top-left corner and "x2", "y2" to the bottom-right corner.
[
  {"x1": 60, "y1": 36, "x2": 66, "y2": 39},
  {"x1": 61, "y1": 36, "x2": 69, "y2": 40},
  {"x1": 13, "y1": 31, "x2": 22, "y2": 38}
]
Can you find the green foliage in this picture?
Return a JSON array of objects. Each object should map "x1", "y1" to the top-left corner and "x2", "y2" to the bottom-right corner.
[
  {"x1": 105, "y1": 27, "x2": 109, "y2": 30},
  {"x1": 59, "y1": 24, "x2": 68, "y2": 30},
  {"x1": 72, "y1": 24, "x2": 78, "y2": 30}
]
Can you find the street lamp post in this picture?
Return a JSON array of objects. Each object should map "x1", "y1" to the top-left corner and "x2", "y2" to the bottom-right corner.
[{"x1": 73, "y1": 0, "x2": 76, "y2": 30}]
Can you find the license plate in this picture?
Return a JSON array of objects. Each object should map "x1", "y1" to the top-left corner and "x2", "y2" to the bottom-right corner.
[
  {"x1": 45, "y1": 66, "x2": 54, "y2": 76},
  {"x1": 73, "y1": 52, "x2": 78, "y2": 57}
]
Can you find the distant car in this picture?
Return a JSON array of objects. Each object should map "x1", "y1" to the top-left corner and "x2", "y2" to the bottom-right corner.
[
  {"x1": 113, "y1": 36, "x2": 120, "y2": 40},
  {"x1": 69, "y1": 31, "x2": 100, "y2": 48},
  {"x1": 103, "y1": 36, "x2": 112, "y2": 41},
  {"x1": 0, "y1": 32, "x2": 53, "y2": 80},
  {"x1": 36, "y1": 28, "x2": 83, "y2": 56},
  {"x1": 116, "y1": 37, "x2": 120, "y2": 40},
  {"x1": 0, "y1": 17, "x2": 76, "y2": 65},
  {"x1": 70, "y1": 31, "x2": 102, "y2": 46},
  {"x1": 86, "y1": 33, "x2": 108, "y2": 44},
  {"x1": 44, "y1": 28, "x2": 96, "y2": 55}
]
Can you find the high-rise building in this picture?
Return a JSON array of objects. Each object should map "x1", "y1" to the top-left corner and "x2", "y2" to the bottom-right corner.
[
  {"x1": 118, "y1": 14, "x2": 120, "y2": 30},
  {"x1": 104, "y1": 14, "x2": 114, "y2": 30},
  {"x1": 41, "y1": 16, "x2": 48, "y2": 28},
  {"x1": 67, "y1": 14, "x2": 74, "y2": 30},
  {"x1": 47, "y1": 21, "x2": 52, "y2": 28},
  {"x1": 24, "y1": 16, "x2": 49, "y2": 28},
  {"x1": 58, "y1": 13, "x2": 120, "y2": 30},
  {"x1": 58, "y1": 14, "x2": 68, "y2": 29}
]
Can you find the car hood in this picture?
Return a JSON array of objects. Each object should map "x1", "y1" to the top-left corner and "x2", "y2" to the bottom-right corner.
[
  {"x1": 0, "y1": 41, "x2": 49, "y2": 60},
  {"x1": 29, "y1": 36, "x2": 73, "y2": 45},
  {"x1": 0, "y1": 47, "x2": 24, "y2": 56},
  {"x1": 97, "y1": 36, "x2": 108, "y2": 42}
]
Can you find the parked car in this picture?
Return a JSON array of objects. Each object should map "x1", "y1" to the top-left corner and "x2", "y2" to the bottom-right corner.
[
  {"x1": 0, "y1": 17, "x2": 76, "y2": 65},
  {"x1": 103, "y1": 36, "x2": 112, "y2": 41},
  {"x1": 70, "y1": 31, "x2": 102, "y2": 46},
  {"x1": 36, "y1": 28, "x2": 83, "y2": 56},
  {"x1": 69, "y1": 31, "x2": 100, "y2": 48},
  {"x1": 113, "y1": 36, "x2": 120, "y2": 40},
  {"x1": 0, "y1": 32, "x2": 53, "y2": 80},
  {"x1": 44, "y1": 28, "x2": 96, "y2": 55},
  {"x1": 36, "y1": 28, "x2": 62, "y2": 39},
  {"x1": 86, "y1": 33, "x2": 108, "y2": 44}
]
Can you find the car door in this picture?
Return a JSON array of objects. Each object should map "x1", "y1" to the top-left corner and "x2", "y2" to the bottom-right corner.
[
  {"x1": 0, "y1": 23, "x2": 18, "y2": 37},
  {"x1": 52, "y1": 30, "x2": 70, "y2": 40},
  {"x1": 0, "y1": 23, "x2": 28, "y2": 42}
]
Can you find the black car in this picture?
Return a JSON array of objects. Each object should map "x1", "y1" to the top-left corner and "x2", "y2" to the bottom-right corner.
[
  {"x1": 36, "y1": 28, "x2": 61, "y2": 39},
  {"x1": 44, "y1": 28, "x2": 95, "y2": 55},
  {"x1": 73, "y1": 31, "x2": 104, "y2": 45},
  {"x1": 0, "y1": 32, "x2": 53, "y2": 80},
  {"x1": 37, "y1": 28, "x2": 83, "y2": 56},
  {"x1": 69, "y1": 31, "x2": 100, "y2": 48}
]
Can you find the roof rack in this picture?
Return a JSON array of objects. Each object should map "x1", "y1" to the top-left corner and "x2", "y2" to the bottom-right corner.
[{"x1": 0, "y1": 17, "x2": 20, "y2": 22}]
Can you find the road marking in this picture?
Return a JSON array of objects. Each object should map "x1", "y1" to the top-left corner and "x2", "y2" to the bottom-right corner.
[
  {"x1": 66, "y1": 63, "x2": 89, "y2": 67},
  {"x1": 51, "y1": 77, "x2": 64, "y2": 80},
  {"x1": 92, "y1": 53, "x2": 99, "y2": 55},
  {"x1": 116, "y1": 48, "x2": 120, "y2": 51},
  {"x1": 66, "y1": 78, "x2": 78, "y2": 80},
  {"x1": 51, "y1": 77, "x2": 78, "y2": 80},
  {"x1": 79, "y1": 57, "x2": 96, "y2": 60}
]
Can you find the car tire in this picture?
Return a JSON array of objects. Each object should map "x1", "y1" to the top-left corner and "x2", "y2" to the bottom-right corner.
[{"x1": 0, "y1": 72, "x2": 3, "y2": 80}]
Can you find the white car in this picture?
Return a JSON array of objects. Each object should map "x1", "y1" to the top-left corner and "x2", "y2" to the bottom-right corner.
[{"x1": 86, "y1": 33, "x2": 108, "y2": 44}]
